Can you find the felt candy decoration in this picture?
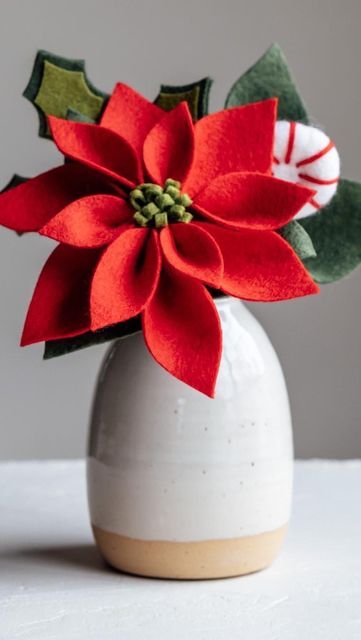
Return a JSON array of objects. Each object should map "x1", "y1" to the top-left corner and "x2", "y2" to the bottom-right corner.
[
  {"x1": 0, "y1": 46, "x2": 359, "y2": 395},
  {"x1": 273, "y1": 121, "x2": 340, "y2": 219}
]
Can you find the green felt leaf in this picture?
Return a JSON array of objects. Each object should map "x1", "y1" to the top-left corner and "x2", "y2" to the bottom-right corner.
[
  {"x1": 279, "y1": 220, "x2": 316, "y2": 261},
  {"x1": 43, "y1": 316, "x2": 142, "y2": 360},
  {"x1": 225, "y1": 43, "x2": 309, "y2": 123},
  {"x1": 23, "y1": 50, "x2": 108, "y2": 138},
  {"x1": 300, "y1": 179, "x2": 361, "y2": 283},
  {"x1": 1, "y1": 174, "x2": 29, "y2": 236},
  {"x1": 2, "y1": 174, "x2": 28, "y2": 191},
  {"x1": 66, "y1": 107, "x2": 96, "y2": 124},
  {"x1": 155, "y1": 78, "x2": 213, "y2": 121}
]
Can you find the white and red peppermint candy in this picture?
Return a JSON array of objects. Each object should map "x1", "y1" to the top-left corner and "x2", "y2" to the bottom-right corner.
[{"x1": 273, "y1": 121, "x2": 340, "y2": 219}]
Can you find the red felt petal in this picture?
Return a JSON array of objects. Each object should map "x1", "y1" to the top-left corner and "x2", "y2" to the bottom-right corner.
[
  {"x1": 143, "y1": 102, "x2": 195, "y2": 185},
  {"x1": 197, "y1": 222, "x2": 319, "y2": 301},
  {"x1": 0, "y1": 163, "x2": 122, "y2": 233},
  {"x1": 160, "y1": 223, "x2": 223, "y2": 287},
  {"x1": 21, "y1": 245, "x2": 101, "y2": 346},
  {"x1": 90, "y1": 228, "x2": 161, "y2": 330},
  {"x1": 194, "y1": 172, "x2": 315, "y2": 229},
  {"x1": 142, "y1": 266, "x2": 222, "y2": 397},
  {"x1": 40, "y1": 195, "x2": 133, "y2": 247},
  {"x1": 184, "y1": 99, "x2": 277, "y2": 197},
  {"x1": 101, "y1": 83, "x2": 163, "y2": 155},
  {"x1": 49, "y1": 117, "x2": 142, "y2": 188}
]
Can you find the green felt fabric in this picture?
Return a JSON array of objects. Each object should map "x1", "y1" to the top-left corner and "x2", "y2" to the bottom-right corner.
[
  {"x1": 23, "y1": 50, "x2": 108, "y2": 138},
  {"x1": 66, "y1": 108, "x2": 96, "y2": 124},
  {"x1": 2, "y1": 174, "x2": 28, "y2": 191},
  {"x1": 279, "y1": 220, "x2": 316, "y2": 261},
  {"x1": 225, "y1": 44, "x2": 309, "y2": 123},
  {"x1": 300, "y1": 179, "x2": 361, "y2": 283},
  {"x1": 44, "y1": 316, "x2": 142, "y2": 359},
  {"x1": 1, "y1": 174, "x2": 29, "y2": 236},
  {"x1": 155, "y1": 78, "x2": 212, "y2": 121}
]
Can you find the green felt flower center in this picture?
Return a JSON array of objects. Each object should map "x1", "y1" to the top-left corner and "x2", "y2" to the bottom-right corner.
[{"x1": 130, "y1": 179, "x2": 193, "y2": 228}]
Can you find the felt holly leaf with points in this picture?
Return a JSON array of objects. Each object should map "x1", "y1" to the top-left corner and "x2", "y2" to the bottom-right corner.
[
  {"x1": 23, "y1": 50, "x2": 108, "y2": 138},
  {"x1": 155, "y1": 78, "x2": 212, "y2": 121}
]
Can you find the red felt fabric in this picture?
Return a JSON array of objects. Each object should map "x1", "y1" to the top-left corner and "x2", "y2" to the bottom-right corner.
[
  {"x1": 160, "y1": 223, "x2": 223, "y2": 287},
  {"x1": 101, "y1": 83, "x2": 163, "y2": 156},
  {"x1": 184, "y1": 99, "x2": 277, "y2": 197},
  {"x1": 143, "y1": 102, "x2": 194, "y2": 185},
  {"x1": 0, "y1": 84, "x2": 323, "y2": 397},
  {"x1": 194, "y1": 172, "x2": 315, "y2": 230},
  {"x1": 90, "y1": 228, "x2": 161, "y2": 330},
  {"x1": 142, "y1": 265, "x2": 222, "y2": 397},
  {"x1": 198, "y1": 222, "x2": 319, "y2": 301},
  {"x1": 21, "y1": 245, "x2": 101, "y2": 346},
  {"x1": 48, "y1": 117, "x2": 142, "y2": 188},
  {"x1": 40, "y1": 195, "x2": 132, "y2": 247},
  {"x1": 0, "y1": 164, "x2": 122, "y2": 233}
]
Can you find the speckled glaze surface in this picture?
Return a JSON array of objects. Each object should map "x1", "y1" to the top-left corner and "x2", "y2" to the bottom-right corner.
[{"x1": 87, "y1": 298, "x2": 293, "y2": 579}]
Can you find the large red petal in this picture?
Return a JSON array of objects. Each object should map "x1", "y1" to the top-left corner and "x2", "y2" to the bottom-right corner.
[
  {"x1": 143, "y1": 102, "x2": 194, "y2": 185},
  {"x1": 101, "y1": 83, "x2": 163, "y2": 155},
  {"x1": 194, "y1": 172, "x2": 315, "y2": 229},
  {"x1": 21, "y1": 245, "x2": 101, "y2": 346},
  {"x1": 40, "y1": 195, "x2": 133, "y2": 247},
  {"x1": 90, "y1": 228, "x2": 161, "y2": 330},
  {"x1": 49, "y1": 117, "x2": 142, "y2": 188},
  {"x1": 142, "y1": 266, "x2": 222, "y2": 397},
  {"x1": 160, "y1": 223, "x2": 223, "y2": 287},
  {"x1": 184, "y1": 99, "x2": 277, "y2": 197},
  {"x1": 0, "y1": 164, "x2": 121, "y2": 233},
  {"x1": 197, "y1": 222, "x2": 319, "y2": 301}
]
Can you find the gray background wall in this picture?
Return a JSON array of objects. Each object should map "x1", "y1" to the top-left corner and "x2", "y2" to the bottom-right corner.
[{"x1": 0, "y1": 0, "x2": 360, "y2": 459}]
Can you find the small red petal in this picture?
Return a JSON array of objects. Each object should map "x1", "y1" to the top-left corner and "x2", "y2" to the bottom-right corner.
[
  {"x1": 197, "y1": 222, "x2": 319, "y2": 301},
  {"x1": 160, "y1": 223, "x2": 223, "y2": 287},
  {"x1": 143, "y1": 102, "x2": 195, "y2": 185},
  {"x1": 48, "y1": 117, "x2": 142, "y2": 188},
  {"x1": 101, "y1": 83, "x2": 163, "y2": 155},
  {"x1": 184, "y1": 99, "x2": 277, "y2": 197},
  {"x1": 142, "y1": 265, "x2": 222, "y2": 397},
  {"x1": 0, "y1": 164, "x2": 120, "y2": 233},
  {"x1": 90, "y1": 228, "x2": 161, "y2": 330},
  {"x1": 21, "y1": 245, "x2": 101, "y2": 346},
  {"x1": 194, "y1": 172, "x2": 315, "y2": 229},
  {"x1": 40, "y1": 195, "x2": 133, "y2": 247}
]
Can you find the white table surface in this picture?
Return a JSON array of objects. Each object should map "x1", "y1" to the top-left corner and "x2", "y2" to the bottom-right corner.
[{"x1": 0, "y1": 460, "x2": 360, "y2": 640}]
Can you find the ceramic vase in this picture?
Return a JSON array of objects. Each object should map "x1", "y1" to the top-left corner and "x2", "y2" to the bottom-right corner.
[{"x1": 87, "y1": 298, "x2": 293, "y2": 579}]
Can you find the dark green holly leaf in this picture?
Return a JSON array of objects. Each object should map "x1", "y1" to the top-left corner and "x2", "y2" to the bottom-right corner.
[
  {"x1": 155, "y1": 78, "x2": 213, "y2": 121},
  {"x1": 66, "y1": 108, "x2": 96, "y2": 124},
  {"x1": 2, "y1": 174, "x2": 29, "y2": 191},
  {"x1": 225, "y1": 43, "x2": 309, "y2": 123},
  {"x1": 279, "y1": 220, "x2": 316, "y2": 261},
  {"x1": 300, "y1": 179, "x2": 361, "y2": 283},
  {"x1": 43, "y1": 316, "x2": 142, "y2": 360},
  {"x1": 23, "y1": 50, "x2": 108, "y2": 138},
  {"x1": 1, "y1": 175, "x2": 29, "y2": 236}
]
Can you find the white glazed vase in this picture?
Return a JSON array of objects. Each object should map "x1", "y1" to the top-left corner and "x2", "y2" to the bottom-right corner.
[{"x1": 87, "y1": 298, "x2": 293, "y2": 579}]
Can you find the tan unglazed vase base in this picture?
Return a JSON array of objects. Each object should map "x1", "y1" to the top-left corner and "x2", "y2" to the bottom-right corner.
[{"x1": 92, "y1": 524, "x2": 288, "y2": 580}]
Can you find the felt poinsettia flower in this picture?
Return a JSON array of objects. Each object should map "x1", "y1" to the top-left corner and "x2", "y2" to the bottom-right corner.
[{"x1": 0, "y1": 84, "x2": 319, "y2": 396}]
